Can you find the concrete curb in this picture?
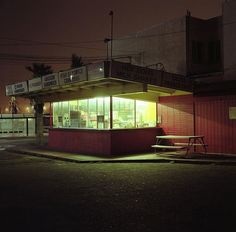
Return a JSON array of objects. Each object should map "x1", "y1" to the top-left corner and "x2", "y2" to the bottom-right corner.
[{"x1": 7, "y1": 148, "x2": 236, "y2": 166}]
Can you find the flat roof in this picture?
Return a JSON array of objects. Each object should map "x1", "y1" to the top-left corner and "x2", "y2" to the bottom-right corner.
[{"x1": 6, "y1": 61, "x2": 192, "y2": 103}]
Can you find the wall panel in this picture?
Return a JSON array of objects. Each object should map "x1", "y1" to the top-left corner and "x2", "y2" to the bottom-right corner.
[
  {"x1": 158, "y1": 95, "x2": 194, "y2": 136},
  {"x1": 195, "y1": 95, "x2": 236, "y2": 154}
]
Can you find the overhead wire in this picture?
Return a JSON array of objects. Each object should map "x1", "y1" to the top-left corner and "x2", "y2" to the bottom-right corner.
[
  {"x1": 2, "y1": 17, "x2": 235, "y2": 66},
  {"x1": 0, "y1": 36, "x2": 137, "y2": 53}
]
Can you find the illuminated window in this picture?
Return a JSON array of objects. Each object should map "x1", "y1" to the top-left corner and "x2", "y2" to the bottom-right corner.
[
  {"x1": 97, "y1": 97, "x2": 110, "y2": 129},
  {"x1": 113, "y1": 97, "x2": 135, "y2": 128},
  {"x1": 69, "y1": 100, "x2": 79, "y2": 128},
  {"x1": 78, "y1": 99, "x2": 88, "y2": 128},
  {"x1": 53, "y1": 97, "x2": 156, "y2": 129},
  {"x1": 136, "y1": 100, "x2": 156, "y2": 127},
  {"x1": 88, "y1": 98, "x2": 97, "y2": 128},
  {"x1": 62, "y1": 101, "x2": 69, "y2": 127},
  {"x1": 52, "y1": 102, "x2": 59, "y2": 127}
]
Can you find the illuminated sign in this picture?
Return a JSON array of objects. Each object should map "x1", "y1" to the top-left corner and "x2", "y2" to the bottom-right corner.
[
  {"x1": 28, "y1": 77, "x2": 42, "y2": 92},
  {"x1": 11, "y1": 81, "x2": 28, "y2": 95},
  {"x1": 42, "y1": 73, "x2": 59, "y2": 89},
  {"x1": 59, "y1": 66, "x2": 87, "y2": 86}
]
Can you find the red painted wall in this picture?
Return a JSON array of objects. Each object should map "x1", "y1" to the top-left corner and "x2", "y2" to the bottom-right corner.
[
  {"x1": 158, "y1": 94, "x2": 236, "y2": 154},
  {"x1": 49, "y1": 129, "x2": 111, "y2": 155},
  {"x1": 195, "y1": 95, "x2": 236, "y2": 154},
  {"x1": 48, "y1": 128, "x2": 163, "y2": 156},
  {"x1": 158, "y1": 95, "x2": 194, "y2": 136},
  {"x1": 110, "y1": 128, "x2": 162, "y2": 155}
]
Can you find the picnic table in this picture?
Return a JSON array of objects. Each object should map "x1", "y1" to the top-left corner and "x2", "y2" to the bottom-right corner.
[{"x1": 152, "y1": 135, "x2": 208, "y2": 156}]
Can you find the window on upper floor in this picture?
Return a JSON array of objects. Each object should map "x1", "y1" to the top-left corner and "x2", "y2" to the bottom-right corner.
[
  {"x1": 192, "y1": 41, "x2": 204, "y2": 64},
  {"x1": 208, "y1": 40, "x2": 221, "y2": 64}
]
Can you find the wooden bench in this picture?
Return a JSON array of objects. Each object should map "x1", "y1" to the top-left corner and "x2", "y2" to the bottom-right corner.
[
  {"x1": 151, "y1": 144, "x2": 186, "y2": 150},
  {"x1": 174, "y1": 143, "x2": 208, "y2": 147},
  {"x1": 152, "y1": 135, "x2": 208, "y2": 156}
]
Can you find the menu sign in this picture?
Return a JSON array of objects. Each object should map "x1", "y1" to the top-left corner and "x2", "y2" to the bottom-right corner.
[
  {"x1": 59, "y1": 66, "x2": 87, "y2": 86},
  {"x1": 28, "y1": 77, "x2": 42, "y2": 92},
  {"x1": 12, "y1": 81, "x2": 28, "y2": 95},
  {"x1": 42, "y1": 73, "x2": 59, "y2": 89}
]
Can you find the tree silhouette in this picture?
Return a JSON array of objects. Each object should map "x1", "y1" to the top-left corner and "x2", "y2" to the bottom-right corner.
[
  {"x1": 25, "y1": 63, "x2": 53, "y2": 78},
  {"x1": 71, "y1": 54, "x2": 84, "y2": 68}
]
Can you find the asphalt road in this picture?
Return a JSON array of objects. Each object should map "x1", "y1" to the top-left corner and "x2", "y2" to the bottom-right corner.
[{"x1": 0, "y1": 149, "x2": 236, "y2": 232}]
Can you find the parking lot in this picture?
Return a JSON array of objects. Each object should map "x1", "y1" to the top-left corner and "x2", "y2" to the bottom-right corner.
[{"x1": 0, "y1": 148, "x2": 236, "y2": 232}]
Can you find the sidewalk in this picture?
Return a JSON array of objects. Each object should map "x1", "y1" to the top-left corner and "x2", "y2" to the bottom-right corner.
[{"x1": 6, "y1": 142, "x2": 236, "y2": 165}]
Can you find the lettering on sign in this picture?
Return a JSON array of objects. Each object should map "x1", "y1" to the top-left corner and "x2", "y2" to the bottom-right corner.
[
  {"x1": 13, "y1": 81, "x2": 28, "y2": 95},
  {"x1": 28, "y1": 77, "x2": 42, "y2": 92},
  {"x1": 59, "y1": 66, "x2": 87, "y2": 86},
  {"x1": 42, "y1": 73, "x2": 59, "y2": 88}
]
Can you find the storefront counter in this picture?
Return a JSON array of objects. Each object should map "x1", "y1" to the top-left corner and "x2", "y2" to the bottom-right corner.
[{"x1": 48, "y1": 127, "x2": 163, "y2": 156}]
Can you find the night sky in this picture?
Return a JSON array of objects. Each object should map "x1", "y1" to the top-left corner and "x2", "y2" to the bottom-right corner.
[{"x1": 0, "y1": 0, "x2": 222, "y2": 109}]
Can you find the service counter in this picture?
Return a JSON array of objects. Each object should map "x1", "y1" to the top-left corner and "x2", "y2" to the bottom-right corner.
[{"x1": 48, "y1": 127, "x2": 163, "y2": 156}]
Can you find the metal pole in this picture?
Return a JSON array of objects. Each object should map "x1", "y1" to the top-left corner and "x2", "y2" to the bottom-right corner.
[
  {"x1": 110, "y1": 96, "x2": 113, "y2": 129},
  {"x1": 109, "y1": 10, "x2": 114, "y2": 60}
]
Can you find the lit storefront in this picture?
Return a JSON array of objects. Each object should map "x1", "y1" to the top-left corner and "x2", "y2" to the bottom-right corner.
[
  {"x1": 52, "y1": 97, "x2": 156, "y2": 129},
  {"x1": 5, "y1": 60, "x2": 192, "y2": 156}
]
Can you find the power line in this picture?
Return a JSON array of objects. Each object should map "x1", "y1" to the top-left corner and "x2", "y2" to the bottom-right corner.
[
  {"x1": 0, "y1": 37, "x2": 104, "y2": 45},
  {"x1": 0, "y1": 37, "x2": 108, "y2": 51},
  {"x1": 0, "y1": 37, "x2": 137, "y2": 53},
  {"x1": 0, "y1": 52, "x2": 137, "y2": 66}
]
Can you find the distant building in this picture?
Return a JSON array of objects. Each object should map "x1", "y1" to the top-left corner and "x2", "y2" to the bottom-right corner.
[{"x1": 112, "y1": 13, "x2": 222, "y2": 77}]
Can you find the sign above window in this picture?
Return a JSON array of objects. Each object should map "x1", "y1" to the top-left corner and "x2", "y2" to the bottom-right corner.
[
  {"x1": 59, "y1": 66, "x2": 87, "y2": 86},
  {"x1": 28, "y1": 77, "x2": 42, "y2": 92},
  {"x1": 42, "y1": 73, "x2": 59, "y2": 89},
  {"x1": 6, "y1": 81, "x2": 28, "y2": 95}
]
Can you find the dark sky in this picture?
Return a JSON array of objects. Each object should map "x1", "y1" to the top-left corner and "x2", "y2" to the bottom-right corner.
[{"x1": 0, "y1": 0, "x2": 222, "y2": 108}]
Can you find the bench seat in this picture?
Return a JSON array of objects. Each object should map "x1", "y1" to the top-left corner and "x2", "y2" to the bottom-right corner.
[
  {"x1": 174, "y1": 143, "x2": 208, "y2": 146},
  {"x1": 151, "y1": 145, "x2": 186, "y2": 149}
]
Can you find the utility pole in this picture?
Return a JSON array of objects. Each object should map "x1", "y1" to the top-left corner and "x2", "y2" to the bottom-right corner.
[
  {"x1": 104, "y1": 38, "x2": 111, "y2": 60},
  {"x1": 109, "y1": 10, "x2": 114, "y2": 60}
]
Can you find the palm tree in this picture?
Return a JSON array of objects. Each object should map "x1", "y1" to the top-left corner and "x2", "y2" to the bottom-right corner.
[
  {"x1": 25, "y1": 63, "x2": 53, "y2": 78},
  {"x1": 71, "y1": 54, "x2": 84, "y2": 68}
]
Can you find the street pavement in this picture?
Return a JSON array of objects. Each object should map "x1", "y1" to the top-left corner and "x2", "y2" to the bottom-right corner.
[
  {"x1": 0, "y1": 148, "x2": 236, "y2": 232},
  {"x1": 1, "y1": 137, "x2": 236, "y2": 231},
  {"x1": 2, "y1": 136, "x2": 236, "y2": 165}
]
